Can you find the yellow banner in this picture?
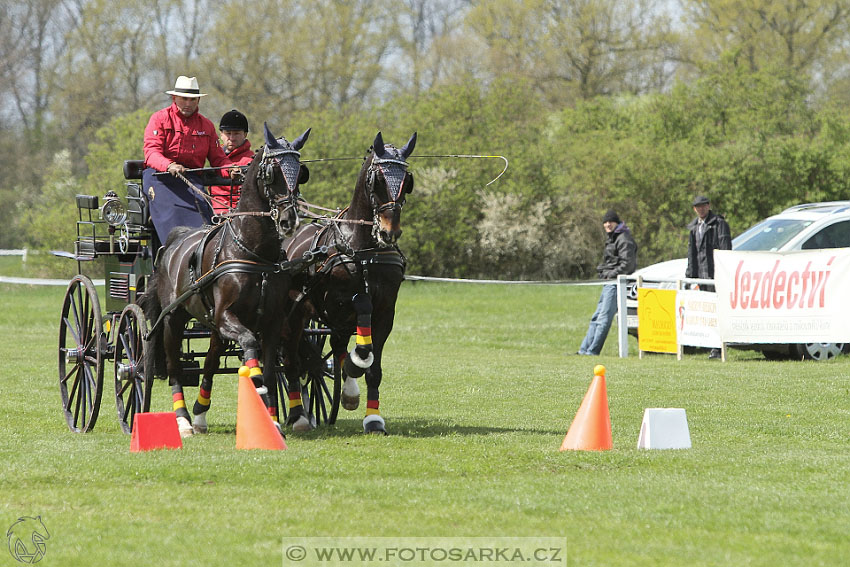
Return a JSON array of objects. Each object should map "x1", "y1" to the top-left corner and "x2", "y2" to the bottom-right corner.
[{"x1": 637, "y1": 288, "x2": 678, "y2": 353}]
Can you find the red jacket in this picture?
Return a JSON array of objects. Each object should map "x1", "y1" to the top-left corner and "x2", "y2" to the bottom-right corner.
[
  {"x1": 211, "y1": 140, "x2": 255, "y2": 214},
  {"x1": 143, "y1": 103, "x2": 230, "y2": 172}
]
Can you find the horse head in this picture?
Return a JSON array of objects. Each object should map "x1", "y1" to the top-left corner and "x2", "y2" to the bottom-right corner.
[
  {"x1": 361, "y1": 131, "x2": 416, "y2": 246},
  {"x1": 257, "y1": 122, "x2": 311, "y2": 237}
]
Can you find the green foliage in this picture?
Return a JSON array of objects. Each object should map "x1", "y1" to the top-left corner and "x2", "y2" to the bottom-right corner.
[{"x1": 83, "y1": 109, "x2": 150, "y2": 199}]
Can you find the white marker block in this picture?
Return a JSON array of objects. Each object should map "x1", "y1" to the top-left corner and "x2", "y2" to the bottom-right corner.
[{"x1": 637, "y1": 408, "x2": 691, "y2": 449}]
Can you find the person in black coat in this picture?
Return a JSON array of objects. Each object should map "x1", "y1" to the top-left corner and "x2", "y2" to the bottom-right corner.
[
  {"x1": 686, "y1": 195, "x2": 731, "y2": 358},
  {"x1": 686, "y1": 195, "x2": 732, "y2": 283},
  {"x1": 578, "y1": 209, "x2": 638, "y2": 356}
]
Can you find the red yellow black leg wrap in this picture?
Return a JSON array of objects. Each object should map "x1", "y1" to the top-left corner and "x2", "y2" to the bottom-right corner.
[
  {"x1": 366, "y1": 399, "x2": 380, "y2": 416},
  {"x1": 288, "y1": 391, "x2": 303, "y2": 409}
]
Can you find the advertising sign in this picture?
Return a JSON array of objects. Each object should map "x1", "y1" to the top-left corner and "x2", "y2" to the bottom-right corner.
[
  {"x1": 714, "y1": 249, "x2": 850, "y2": 343},
  {"x1": 637, "y1": 288, "x2": 678, "y2": 353},
  {"x1": 675, "y1": 289, "x2": 721, "y2": 348}
]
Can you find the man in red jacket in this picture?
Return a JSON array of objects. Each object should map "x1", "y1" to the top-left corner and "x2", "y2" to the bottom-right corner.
[
  {"x1": 142, "y1": 75, "x2": 230, "y2": 245},
  {"x1": 210, "y1": 109, "x2": 254, "y2": 214}
]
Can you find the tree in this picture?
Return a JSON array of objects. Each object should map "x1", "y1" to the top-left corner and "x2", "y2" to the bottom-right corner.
[
  {"x1": 678, "y1": 0, "x2": 850, "y2": 88},
  {"x1": 199, "y1": 0, "x2": 394, "y2": 126},
  {"x1": 464, "y1": 0, "x2": 676, "y2": 106}
]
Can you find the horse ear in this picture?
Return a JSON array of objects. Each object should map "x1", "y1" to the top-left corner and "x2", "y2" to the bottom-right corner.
[
  {"x1": 292, "y1": 127, "x2": 311, "y2": 151},
  {"x1": 400, "y1": 132, "x2": 417, "y2": 159},
  {"x1": 373, "y1": 132, "x2": 386, "y2": 157},
  {"x1": 263, "y1": 122, "x2": 279, "y2": 149}
]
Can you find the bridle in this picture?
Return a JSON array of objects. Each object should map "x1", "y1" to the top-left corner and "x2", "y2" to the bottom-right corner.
[
  {"x1": 219, "y1": 146, "x2": 303, "y2": 240},
  {"x1": 365, "y1": 153, "x2": 410, "y2": 245}
]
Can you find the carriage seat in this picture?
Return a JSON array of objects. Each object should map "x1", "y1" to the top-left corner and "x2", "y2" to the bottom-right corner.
[{"x1": 123, "y1": 160, "x2": 145, "y2": 180}]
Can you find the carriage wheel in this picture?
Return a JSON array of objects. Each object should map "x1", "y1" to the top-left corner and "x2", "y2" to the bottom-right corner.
[
  {"x1": 275, "y1": 321, "x2": 341, "y2": 428},
  {"x1": 302, "y1": 322, "x2": 341, "y2": 426},
  {"x1": 114, "y1": 304, "x2": 154, "y2": 434},
  {"x1": 58, "y1": 275, "x2": 105, "y2": 433}
]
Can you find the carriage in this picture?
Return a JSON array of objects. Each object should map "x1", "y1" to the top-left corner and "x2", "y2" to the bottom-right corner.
[
  {"x1": 56, "y1": 158, "x2": 341, "y2": 435},
  {"x1": 57, "y1": 128, "x2": 416, "y2": 438}
]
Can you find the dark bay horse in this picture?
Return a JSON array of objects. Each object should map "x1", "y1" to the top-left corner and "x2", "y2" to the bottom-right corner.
[
  {"x1": 140, "y1": 124, "x2": 310, "y2": 437},
  {"x1": 283, "y1": 132, "x2": 416, "y2": 434}
]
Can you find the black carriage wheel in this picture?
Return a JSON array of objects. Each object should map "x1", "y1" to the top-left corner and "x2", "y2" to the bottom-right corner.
[
  {"x1": 274, "y1": 352, "x2": 291, "y2": 426},
  {"x1": 303, "y1": 321, "x2": 341, "y2": 426},
  {"x1": 114, "y1": 304, "x2": 153, "y2": 434},
  {"x1": 58, "y1": 275, "x2": 105, "y2": 433},
  {"x1": 276, "y1": 321, "x2": 341, "y2": 428}
]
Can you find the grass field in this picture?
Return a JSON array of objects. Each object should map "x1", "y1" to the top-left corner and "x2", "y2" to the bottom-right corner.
[{"x1": 1, "y1": 276, "x2": 848, "y2": 566}]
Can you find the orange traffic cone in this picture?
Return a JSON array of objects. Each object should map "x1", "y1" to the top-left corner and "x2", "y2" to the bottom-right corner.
[
  {"x1": 130, "y1": 412, "x2": 183, "y2": 452},
  {"x1": 236, "y1": 375, "x2": 287, "y2": 450},
  {"x1": 560, "y1": 364, "x2": 613, "y2": 451}
]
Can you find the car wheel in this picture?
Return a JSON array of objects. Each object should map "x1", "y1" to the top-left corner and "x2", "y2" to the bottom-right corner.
[{"x1": 792, "y1": 343, "x2": 849, "y2": 361}]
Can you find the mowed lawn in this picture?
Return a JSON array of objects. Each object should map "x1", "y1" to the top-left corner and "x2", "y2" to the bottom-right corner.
[{"x1": 1, "y1": 279, "x2": 848, "y2": 566}]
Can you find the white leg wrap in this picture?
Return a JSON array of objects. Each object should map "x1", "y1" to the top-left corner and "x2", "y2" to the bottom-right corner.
[
  {"x1": 349, "y1": 349, "x2": 374, "y2": 369},
  {"x1": 176, "y1": 416, "x2": 194, "y2": 438},
  {"x1": 363, "y1": 414, "x2": 385, "y2": 433},
  {"x1": 255, "y1": 386, "x2": 268, "y2": 396},
  {"x1": 192, "y1": 411, "x2": 208, "y2": 434},
  {"x1": 342, "y1": 377, "x2": 361, "y2": 411}
]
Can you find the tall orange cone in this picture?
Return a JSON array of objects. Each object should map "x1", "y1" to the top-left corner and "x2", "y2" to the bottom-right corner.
[
  {"x1": 560, "y1": 364, "x2": 613, "y2": 451},
  {"x1": 236, "y1": 375, "x2": 287, "y2": 450}
]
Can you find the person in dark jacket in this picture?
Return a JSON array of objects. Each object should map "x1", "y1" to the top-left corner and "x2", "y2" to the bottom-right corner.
[
  {"x1": 686, "y1": 195, "x2": 731, "y2": 358},
  {"x1": 578, "y1": 209, "x2": 638, "y2": 355},
  {"x1": 686, "y1": 195, "x2": 732, "y2": 283}
]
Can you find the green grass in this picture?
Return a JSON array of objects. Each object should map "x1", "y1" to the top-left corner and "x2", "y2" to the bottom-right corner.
[{"x1": 1, "y1": 280, "x2": 848, "y2": 566}]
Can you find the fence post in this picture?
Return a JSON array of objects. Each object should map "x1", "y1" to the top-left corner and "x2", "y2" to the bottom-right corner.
[{"x1": 617, "y1": 274, "x2": 629, "y2": 358}]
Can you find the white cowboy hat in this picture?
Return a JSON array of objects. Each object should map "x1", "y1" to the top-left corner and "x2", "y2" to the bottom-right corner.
[{"x1": 165, "y1": 76, "x2": 207, "y2": 98}]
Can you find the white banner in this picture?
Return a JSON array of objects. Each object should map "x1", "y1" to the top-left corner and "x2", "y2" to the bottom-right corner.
[
  {"x1": 714, "y1": 249, "x2": 850, "y2": 343},
  {"x1": 676, "y1": 289, "x2": 721, "y2": 348}
]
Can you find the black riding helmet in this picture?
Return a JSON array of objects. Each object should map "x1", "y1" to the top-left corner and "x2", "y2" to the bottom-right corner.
[{"x1": 219, "y1": 109, "x2": 249, "y2": 132}]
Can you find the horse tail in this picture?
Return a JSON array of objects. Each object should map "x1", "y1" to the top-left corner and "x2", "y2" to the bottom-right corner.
[{"x1": 138, "y1": 273, "x2": 167, "y2": 379}]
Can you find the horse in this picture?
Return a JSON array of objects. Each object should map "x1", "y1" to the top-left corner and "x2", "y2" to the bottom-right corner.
[
  {"x1": 282, "y1": 131, "x2": 416, "y2": 434},
  {"x1": 139, "y1": 123, "x2": 311, "y2": 437}
]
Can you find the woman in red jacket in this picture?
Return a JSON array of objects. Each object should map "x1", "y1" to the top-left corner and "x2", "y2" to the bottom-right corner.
[
  {"x1": 210, "y1": 109, "x2": 254, "y2": 215},
  {"x1": 142, "y1": 75, "x2": 230, "y2": 245}
]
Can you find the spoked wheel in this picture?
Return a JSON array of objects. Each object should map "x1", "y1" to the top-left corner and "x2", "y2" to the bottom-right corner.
[
  {"x1": 302, "y1": 321, "x2": 341, "y2": 426},
  {"x1": 58, "y1": 275, "x2": 105, "y2": 433},
  {"x1": 114, "y1": 304, "x2": 153, "y2": 434},
  {"x1": 276, "y1": 321, "x2": 341, "y2": 428}
]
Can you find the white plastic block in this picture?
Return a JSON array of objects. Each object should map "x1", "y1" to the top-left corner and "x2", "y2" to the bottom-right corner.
[{"x1": 637, "y1": 408, "x2": 691, "y2": 449}]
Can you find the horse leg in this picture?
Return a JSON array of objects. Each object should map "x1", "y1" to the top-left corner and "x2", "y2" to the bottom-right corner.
[
  {"x1": 362, "y1": 348, "x2": 386, "y2": 435},
  {"x1": 192, "y1": 334, "x2": 224, "y2": 434},
  {"x1": 341, "y1": 293, "x2": 373, "y2": 410},
  {"x1": 164, "y1": 315, "x2": 194, "y2": 438},
  {"x1": 217, "y1": 311, "x2": 285, "y2": 438},
  {"x1": 283, "y1": 366, "x2": 314, "y2": 433},
  {"x1": 261, "y1": 337, "x2": 284, "y2": 432},
  {"x1": 363, "y1": 304, "x2": 396, "y2": 435}
]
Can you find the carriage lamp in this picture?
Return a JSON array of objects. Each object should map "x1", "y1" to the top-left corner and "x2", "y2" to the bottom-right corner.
[{"x1": 101, "y1": 191, "x2": 127, "y2": 226}]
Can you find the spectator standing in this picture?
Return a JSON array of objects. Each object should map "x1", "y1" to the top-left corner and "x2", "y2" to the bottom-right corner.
[
  {"x1": 685, "y1": 195, "x2": 732, "y2": 359},
  {"x1": 578, "y1": 209, "x2": 638, "y2": 356}
]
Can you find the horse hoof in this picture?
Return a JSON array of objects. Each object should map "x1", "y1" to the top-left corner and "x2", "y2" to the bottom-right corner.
[
  {"x1": 363, "y1": 414, "x2": 387, "y2": 435},
  {"x1": 291, "y1": 415, "x2": 315, "y2": 433},
  {"x1": 192, "y1": 412, "x2": 208, "y2": 434},
  {"x1": 176, "y1": 416, "x2": 194, "y2": 438},
  {"x1": 342, "y1": 377, "x2": 360, "y2": 411}
]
